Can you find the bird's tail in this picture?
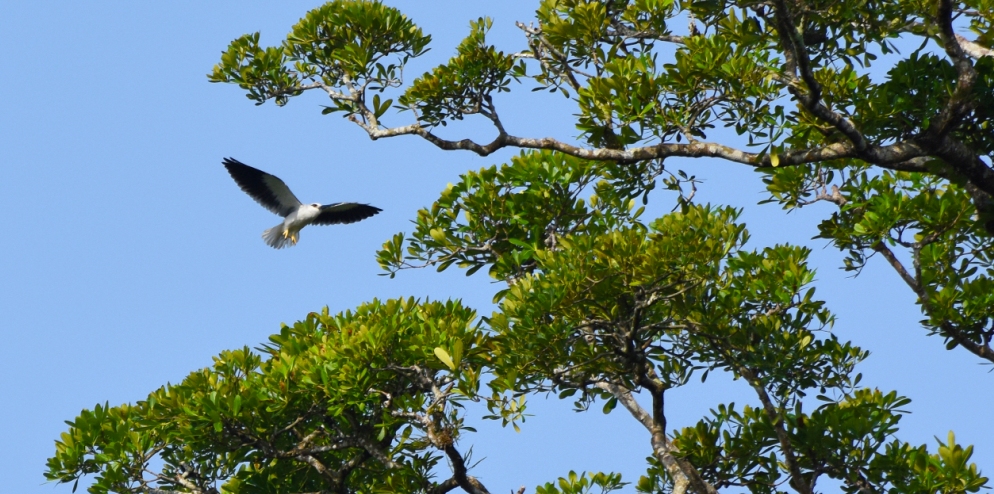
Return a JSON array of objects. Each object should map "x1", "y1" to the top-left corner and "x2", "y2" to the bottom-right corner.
[{"x1": 262, "y1": 223, "x2": 295, "y2": 249}]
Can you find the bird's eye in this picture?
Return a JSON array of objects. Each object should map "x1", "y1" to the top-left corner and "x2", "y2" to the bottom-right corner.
[{"x1": 312, "y1": 203, "x2": 321, "y2": 208}]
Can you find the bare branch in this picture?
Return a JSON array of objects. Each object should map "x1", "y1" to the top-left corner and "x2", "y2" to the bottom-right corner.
[
  {"x1": 902, "y1": 21, "x2": 994, "y2": 59},
  {"x1": 593, "y1": 381, "x2": 654, "y2": 429},
  {"x1": 357, "y1": 119, "x2": 930, "y2": 171},
  {"x1": 953, "y1": 33, "x2": 994, "y2": 59},
  {"x1": 938, "y1": 322, "x2": 994, "y2": 363},
  {"x1": 170, "y1": 467, "x2": 214, "y2": 494},
  {"x1": 874, "y1": 241, "x2": 994, "y2": 365},
  {"x1": 429, "y1": 477, "x2": 462, "y2": 494},
  {"x1": 606, "y1": 21, "x2": 687, "y2": 44},
  {"x1": 515, "y1": 22, "x2": 585, "y2": 91},
  {"x1": 356, "y1": 435, "x2": 401, "y2": 470},
  {"x1": 872, "y1": 243, "x2": 918, "y2": 290},
  {"x1": 271, "y1": 413, "x2": 311, "y2": 442},
  {"x1": 296, "y1": 453, "x2": 343, "y2": 488},
  {"x1": 593, "y1": 381, "x2": 716, "y2": 494},
  {"x1": 443, "y1": 444, "x2": 493, "y2": 494},
  {"x1": 932, "y1": 137, "x2": 994, "y2": 197},
  {"x1": 311, "y1": 81, "x2": 353, "y2": 101}
]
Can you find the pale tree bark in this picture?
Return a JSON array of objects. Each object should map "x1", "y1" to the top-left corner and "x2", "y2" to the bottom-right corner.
[{"x1": 594, "y1": 381, "x2": 717, "y2": 494}]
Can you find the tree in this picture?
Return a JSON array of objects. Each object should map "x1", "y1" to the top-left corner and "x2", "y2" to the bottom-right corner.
[{"x1": 47, "y1": 1, "x2": 991, "y2": 493}]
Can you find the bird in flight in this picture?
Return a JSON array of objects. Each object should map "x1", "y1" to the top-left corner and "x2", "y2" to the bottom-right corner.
[{"x1": 223, "y1": 157, "x2": 381, "y2": 249}]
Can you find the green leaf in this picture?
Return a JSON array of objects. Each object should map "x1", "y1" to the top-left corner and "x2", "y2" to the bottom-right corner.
[{"x1": 434, "y1": 347, "x2": 455, "y2": 370}]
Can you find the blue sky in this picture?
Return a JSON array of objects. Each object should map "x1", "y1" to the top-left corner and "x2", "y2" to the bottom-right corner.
[{"x1": 1, "y1": 2, "x2": 990, "y2": 492}]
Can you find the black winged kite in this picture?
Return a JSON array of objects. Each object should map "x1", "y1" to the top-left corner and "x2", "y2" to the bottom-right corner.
[{"x1": 223, "y1": 157, "x2": 381, "y2": 249}]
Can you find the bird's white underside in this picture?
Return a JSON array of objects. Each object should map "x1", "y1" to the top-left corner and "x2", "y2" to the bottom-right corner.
[{"x1": 262, "y1": 204, "x2": 321, "y2": 249}]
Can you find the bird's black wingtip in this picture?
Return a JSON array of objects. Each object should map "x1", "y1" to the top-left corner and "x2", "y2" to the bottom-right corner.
[
  {"x1": 222, "y1": 157, "x2": 246, "y2": 169},
  {"x1": 320, "y1": 203, "x2": 383, "y2": 213}
]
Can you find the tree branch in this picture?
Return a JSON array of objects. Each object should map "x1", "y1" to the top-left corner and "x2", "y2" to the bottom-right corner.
[
  {"x1": 940, "y1": 321, "x2": 994, "y2": 363},
  {"x1": 872, "y1": 242, "x2": 918, "y2": 290},
  {"x1": 874, "y1": 241, "x2": 994, "y2": 364},
  {"x1": 592, "y1": 381, "x2": 716, "y2": 494},
  {"x1": 925, "y1": 0, "x2": 979, "y2": 140},
  {"x1": 429, "y1": 477, "x2": 462, "y2": 494},
  {"x1": 442, "y1": 444, "x2": 493, "y2": 494},
  {"x1": 295, "y1": 454, "x2": 343, "y2": 488},
  {"x1": 762, "y1": 0, "x2": 994, "y2": 201},
  {"x1": 952, "y1": 32, "x2": 994, "y2": 59},
  {"x1": 737, "y1": 367, "x2": 812, "y2": 494},
  {"x1": 355, "y1": 435, "x2": 401, "y2": 470},
  {"x1": 902, "y1": 21, "x2": 994, "y2": 60},
  {"x1": 357, "y1": 118, "x2": 931, "y2": 171},
  {"x1": 515, "y1": 22, "x2": 585, "y2": 91},
  {"x1": 769, "y1": 0, "x2": 870, "y2": 153},
  {"x1": 931, "y1": 137, "x2": 994, "y2": 196},
  {"x1": 606, "y1": 22, "x2": 687, "y2": 44}
]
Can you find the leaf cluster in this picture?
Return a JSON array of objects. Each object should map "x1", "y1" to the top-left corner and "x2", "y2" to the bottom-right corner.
[
  {"x1": 399, "y1": 17, "x2": 517, "y2": 126},
  {"x1": 208, "y1": 0, "x2": 430, "y2": 109},
  {"x1": 47, "y1": 299, "x2": 487, "y2": 494},
  {"x1": 377, "y1": 150, "x2": 661, "y2": 282}
]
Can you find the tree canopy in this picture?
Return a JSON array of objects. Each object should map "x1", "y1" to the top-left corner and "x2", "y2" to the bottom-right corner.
[{"x1": 48, "y1": 1, "x2": 991, "y2": 493}]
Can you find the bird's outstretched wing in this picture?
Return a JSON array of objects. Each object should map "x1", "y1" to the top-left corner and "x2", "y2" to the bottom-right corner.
[
  {"x1": 313, "y1": 203, "x2": 382, "y2": 225},
  {"x1": 223, "y1": 158, "x2": 302, "y2": 217}
]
